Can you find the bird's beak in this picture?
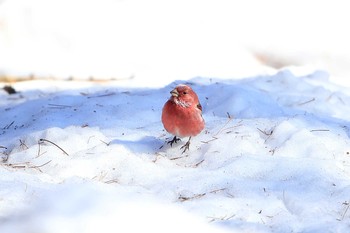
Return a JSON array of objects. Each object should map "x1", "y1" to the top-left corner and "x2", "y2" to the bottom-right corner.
[{"x1": 170, "y1": 89, "x2": 179, "y2": 97}]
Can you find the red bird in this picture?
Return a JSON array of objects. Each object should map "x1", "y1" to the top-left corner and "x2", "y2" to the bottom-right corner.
[{"x1": 161, "y1": 84, "x2": 205, "y2": 153}]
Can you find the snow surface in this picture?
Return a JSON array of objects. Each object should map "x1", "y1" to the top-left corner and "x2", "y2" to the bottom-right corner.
[
  {"x1": 2, "y1": 0, "x2": 350, "y2": 232},
  {"x1": 2, "y1": 69, "x2": 350, "y2": 232}
]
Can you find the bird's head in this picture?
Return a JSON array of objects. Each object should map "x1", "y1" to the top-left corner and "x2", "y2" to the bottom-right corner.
[{"x1": 169, "y1": 84, "x2": 200, "y2": 108}]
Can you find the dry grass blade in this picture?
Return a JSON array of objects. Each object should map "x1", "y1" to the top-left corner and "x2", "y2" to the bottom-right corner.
[
  {"x1": 39, "y1": 139, "x2": 69, "y2": 156},
  {"x1": 3, "y1": 160, "x2": 51, "y2": 172},
  {"x1": 87, "y1": 92, "x2": 116, "y2": 98},
  {"x1": 170, "y1": 154, "x2": 189, "y2": 160},
  {"x1": 298, "y1": 98, "x2": 315, "y2": 106},
  {"x1": 48, "y1": 104, "x2": 72, "y2": 109},
  {"x1": 338, "y1": 201, "x2": 350, "y2": 221},
  {"x1": 178, "y1": 188, "x2": 226, "y2": 202},
  {"x1": 178, "y1": 193, "x2": 206, "y2": 202},
  {"x1": 192, "y1": 159, "x2": 205, "y2": 167},
  {"x1": 310, "y1": 129, "x2": 330, "y2": 132},
  {"x1": 201, "y1": 136, "x2": 218, "y2": 144},
  {"x1": 3, "y1": 121, "x2": 14, "y2": 130},
  {"x1": 207, "y1": 214, "x2": 235, "y2": 223},
  {"x1": 257, "y1": 128, "x2": 273, "y2": 136},
  {"x1": 29, "y1": 160, "x2": 52, "y2": 173}
]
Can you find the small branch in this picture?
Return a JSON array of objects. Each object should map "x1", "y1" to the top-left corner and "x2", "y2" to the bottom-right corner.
[
  {"x1": 39, "y1": 139, "x2": 69, "y2": 156},
  {"x1": 0, "y1": 145, "x2": 7, "y2": 149}
]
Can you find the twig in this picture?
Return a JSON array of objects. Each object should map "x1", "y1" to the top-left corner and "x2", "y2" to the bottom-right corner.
[
  {"x1": 3, "y1": 121, "x2": 14, "y2": 130},
  {"x1": 87, "y1": 92, "x2": 116, "y2": 98},
  {"x1": 105, "y1": 179, "x2": 119, "y2": 184},
  {"x1": 37, "y1": 140, "x2": 44, "y2": 157},
  {"x1": 201, "y1": 136, "x2": 218, "y2": 144},
  {"x1": 338, "y1": 201, "x2": 350, "y2": 221},
  {"x1": 170, "y1": 154, "x2": 189, "y2": 160},
  {"x1": 29, "y1": 160, "x2": 52, "y2": 172},
  {"x1": 257, "y1": 128, "x2": 273, "y2": 136},
  {"x1": 32, "y1": 160, "x2": 52, "y2": 168},
  {"x1": 214, "y1": 118, "x2": 233, "y2": 137},
  {"x1": 92, "y1": 171, "x2": 108, "y2": 182},
  {"x1": 327, "y1": 93, "x2": 345, "y2": 105},
  {"x1": 178, "y1": 193, "x2": 206, "y2": 202},
  {"x1": 310, "y1": 129, "x2": 330, "y2": 132},
  {"x1": 298, "y1": 98, "x2": 315, "y2": 106},
  {"x1": 19, "y1": 139, "x2": 29, "y2": 150},
  {"x1": 100, "y1": 140, "x2": 111, "y2": 146},
  {"x1": 4, "y1": 160, "x2": 51, "y2": 172},
  {"x1": 48, "y1": 104, "x2": 72, "y2": 108},
  {"x1": 39, "y1": 138, "x2": 69, "y2": 156},
  {"x1": 207, "y1": 214, "x2": 235, "y2": 223},
  {"x1": 257, "y1": 126, "x2": 276, "y2": 143},
  {"x1": 208, "y1": 188, "x2": 227, "y2": 194},
  {"x1": 5, "y1": 163, "x2": 27, "y2": 169},
  {"x1": 87, "y1": 135, "x2": 95, "y2": 144},
  {"x1": 0, "y1": 145, "x2": 7, "y2": 149},
  {"x1": 178, "y1": 188, "x2": 226, "y2": 202},
  {"x1": 193, "y1": 159, "x2": 205, "y2": 167}
]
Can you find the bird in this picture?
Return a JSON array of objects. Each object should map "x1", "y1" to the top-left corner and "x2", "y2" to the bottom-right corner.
[{"x1": 161, "y1": 84, "x2": 205, "y2": 153}]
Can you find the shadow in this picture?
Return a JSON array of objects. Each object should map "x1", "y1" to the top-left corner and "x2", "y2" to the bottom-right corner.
[{"x1": 111, "y1": 136, "x2": 164, "y2": 154}]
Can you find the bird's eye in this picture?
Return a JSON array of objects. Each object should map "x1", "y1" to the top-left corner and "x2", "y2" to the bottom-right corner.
[{"x1": 183, "y1": 91, "x2": 187, "y2": 95}]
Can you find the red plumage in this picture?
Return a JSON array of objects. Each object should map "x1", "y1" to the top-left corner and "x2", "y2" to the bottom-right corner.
[{"x1": 161, "y1": 84, "x2": 205, "y2": 152}]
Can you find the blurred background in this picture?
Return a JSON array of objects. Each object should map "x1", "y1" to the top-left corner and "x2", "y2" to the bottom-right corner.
[{"x1": 1, "y1": 0, "x2": 349, "y2": 87}]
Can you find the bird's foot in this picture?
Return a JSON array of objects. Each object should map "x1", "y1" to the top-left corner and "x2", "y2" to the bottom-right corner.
[
  {"x1": 180, "y1": 137, "x2": 191, "y2": 154},
  {"x1": 167, "y1": 136, "x2": 181, "y2": 147}
]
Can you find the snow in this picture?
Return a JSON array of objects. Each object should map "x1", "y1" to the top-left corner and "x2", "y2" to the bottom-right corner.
[
  {"x1": 2, "y1": 0, "x2": 350, "y2": 232},
  {"x1": 2, "y1": 69, "x2": 350, "y2": 232}
]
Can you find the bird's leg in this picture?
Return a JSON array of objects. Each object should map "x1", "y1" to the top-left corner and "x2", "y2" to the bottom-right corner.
[
  {"x1": 180, "y1": 136, "x2": 191, "y2": 154},
  {"x1": 168, "y1": 136, "x2": 181, "y2": 147}
]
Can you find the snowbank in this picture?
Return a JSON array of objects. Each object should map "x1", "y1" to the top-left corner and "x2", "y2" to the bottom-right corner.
[{"x1": 1, "y1": 69, "x2": 350, "y2": 232}]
